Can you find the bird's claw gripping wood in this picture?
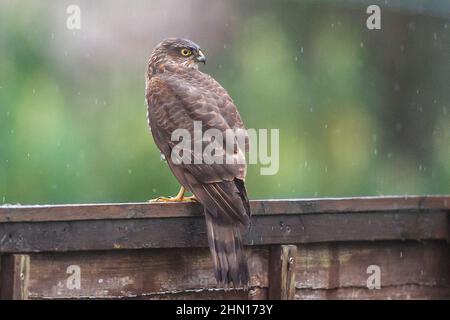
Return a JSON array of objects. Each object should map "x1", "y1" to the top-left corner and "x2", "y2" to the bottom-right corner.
[
  {"x1": 149, "y1": 196, "x2": 198, "y2": 203},
  {"x1": 149, "y1": 186, "x2": 198, "y2": 203}
]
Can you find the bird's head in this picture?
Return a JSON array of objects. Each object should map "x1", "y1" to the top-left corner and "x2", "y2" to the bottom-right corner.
[{"x1": 149, "y1": 38, "x2": 206, "y2": 72}]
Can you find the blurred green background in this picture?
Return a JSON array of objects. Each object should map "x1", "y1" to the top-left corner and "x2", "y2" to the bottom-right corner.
[{"x1": 0, "y1": 0, "x2": 449, "y2": 205}]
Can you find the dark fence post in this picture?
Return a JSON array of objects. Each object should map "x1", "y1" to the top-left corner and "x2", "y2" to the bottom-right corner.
[
  {"x1": 0, "y1": 254, "x2": 30, "y2": 300},
  {"x1": 268, "y1": 245, "x2": 297, "y2": 300}
]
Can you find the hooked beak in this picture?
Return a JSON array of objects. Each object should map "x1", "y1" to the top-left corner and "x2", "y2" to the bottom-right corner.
[{"x1": 196, "y1": 50, "x2": 206, "y2": 64}]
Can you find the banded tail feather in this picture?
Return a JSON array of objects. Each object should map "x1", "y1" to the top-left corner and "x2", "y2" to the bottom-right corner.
[{"x1": 205, "y1": 212, "x2": 249, "y2": 287}]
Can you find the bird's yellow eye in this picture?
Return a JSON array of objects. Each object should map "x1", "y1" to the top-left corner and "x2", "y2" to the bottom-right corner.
[{"x1": 180, "y1": 48, "x2": 192, "y2": 56}]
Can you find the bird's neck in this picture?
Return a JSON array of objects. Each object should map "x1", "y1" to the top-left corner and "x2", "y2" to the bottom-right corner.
[{"x1": 147, "y1": 56, "x2": 199, "y2": 79}]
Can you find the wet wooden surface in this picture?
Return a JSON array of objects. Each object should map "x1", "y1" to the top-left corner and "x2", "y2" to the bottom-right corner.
[
  {"x1": 1, "y1": 196, "x2": 449, "y2": 222},
  {"x1": 294, "y1": 241, "x2": 450, "y2": 299},
  {"x1": 25, "y1": 248, "x2": 268, "y2": 299},
  {"x1": 0, "y1": 196, "x2": 449, "y2": 299},
  {"x1": 0, "y1": 196, "x2": 449, "y2": 252},
  {"x1": 12, "y1": 241, "x2": 450, "y2": 300}
]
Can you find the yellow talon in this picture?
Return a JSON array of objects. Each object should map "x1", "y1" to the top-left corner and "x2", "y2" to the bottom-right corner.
[{"x1": 149, "y1": 187, "x2": 198, "y2": 203}]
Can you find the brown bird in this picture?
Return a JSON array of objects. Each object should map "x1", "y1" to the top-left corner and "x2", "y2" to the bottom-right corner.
[{"x1": 145, "y1": 38, "x2": 251, "y2": 287}]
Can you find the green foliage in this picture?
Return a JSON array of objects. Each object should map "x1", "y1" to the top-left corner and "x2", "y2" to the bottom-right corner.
[{"x1": 0, "y1": 2, "x2": 449, "y2": 204}]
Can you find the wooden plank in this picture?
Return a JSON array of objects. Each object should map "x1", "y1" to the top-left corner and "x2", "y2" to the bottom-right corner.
[
  {"x1": 0, "y1": 196, "x2": 449, "y2": 223},
  {"x1": 0, "y1": 254, "x2": 30, "y2": 300},
  {"x1": 129, "y1": 288, "x2": 267, "y2": 300},
  {"x1": 268, "y1": 245, "x2": 297, "y2": 299},
  {"x1": 294, "y1": 241, "x2": 450, "y2": 299},
  {"x1": 0, "y1": 211, "x2": 447, "y2": 253},
  {"x1": 295, "y1": 285, "x2": 450, "y2": 300},
  {"x1": 29, "y1": 288, "x2": 268, "y2": 300},
  {"x1": 268, "y1": 246, "x2": 284, "y2": 299},
  {"x1": 26, "y1": 248, "x2": 268, "y2": 299}
]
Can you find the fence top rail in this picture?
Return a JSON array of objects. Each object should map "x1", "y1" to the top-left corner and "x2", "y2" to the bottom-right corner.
[
  {"x1": 1, "y1": 195, "x2": 449, "y2": 252},
  {"x1": 0, "y1": 195, "x2": 449, "y2": 223}
]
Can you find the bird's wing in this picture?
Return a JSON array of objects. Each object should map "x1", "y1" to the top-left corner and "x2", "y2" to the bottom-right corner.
[
  {"x1": 147, "y1": 71, "x2": 248, "y2": 181},
  {"x1": 147, "y1": 71, "x2": 250, "y2": 225}
]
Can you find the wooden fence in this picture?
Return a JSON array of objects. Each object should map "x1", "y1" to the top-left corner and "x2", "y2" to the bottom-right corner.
[{"x1": 0, "y1": 196, "x2": 449, "y2": 299}]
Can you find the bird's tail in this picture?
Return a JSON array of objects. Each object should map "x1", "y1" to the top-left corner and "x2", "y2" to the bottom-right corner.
[{"x1": 205, "y1": 212, "x2": 249, "y2": 287}]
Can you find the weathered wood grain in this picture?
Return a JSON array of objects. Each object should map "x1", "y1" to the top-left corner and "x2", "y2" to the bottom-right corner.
[
  {"x1": 268, "y1": 245, "x2": 297, "y2": 300},
  {"x1": 22, "y1": 240, "x2": 450, "y2": 300},
  {"x1": 0, "y1": 197, "x2": 449, "y2": 300},
  {"x1": 0, "y1": 196, "x2": 448, "y2": 223},
  {"x1": 0, "y1": 254, "x2": 30, "y2": 300},
  {"x1": 294, "y1": 241, "x2": 450, "y2": 299},
  {"x1": 295, "y1": 285, "x2": 450, "y2": 300},
  {"x1": 131, "y1": 288, "x2": 267, "y2": 300},
  {"x1": 0, "y1": 211, "x2": 447, "y2": 253},
  {"x1": 26, "y1": 248, "x2": 268, "y2": 300}
]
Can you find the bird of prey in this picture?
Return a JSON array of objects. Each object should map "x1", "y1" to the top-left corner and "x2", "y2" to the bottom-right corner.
[{"x1": 145, "y1": 38, "x2": 251, "y2": 287}]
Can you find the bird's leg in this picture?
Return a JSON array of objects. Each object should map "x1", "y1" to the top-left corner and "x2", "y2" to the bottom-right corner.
[{"x1": 149, "y1": 186, "x2": 197, "y2": 203}]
